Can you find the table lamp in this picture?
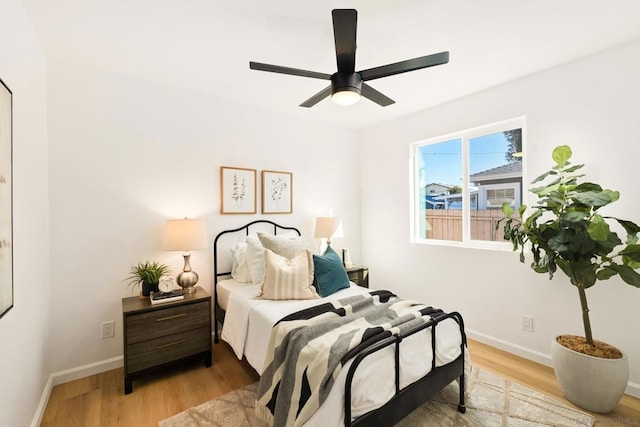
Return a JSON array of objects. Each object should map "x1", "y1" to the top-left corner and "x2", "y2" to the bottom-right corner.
[
  {"x1": 314, "y1": 216, "x2": 341, "y2": 247},
  {"x1": 163, "y1": 218, "x2": 207, "y2": 294}
]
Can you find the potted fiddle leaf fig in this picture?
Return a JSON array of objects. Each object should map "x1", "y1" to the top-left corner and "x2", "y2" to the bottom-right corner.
[
  {"x1": 499, "y1": 145, "x2": 640, "y2": 413},
  {"x1": 125, "y1": 261, "x2": 170, "y2": 297}
]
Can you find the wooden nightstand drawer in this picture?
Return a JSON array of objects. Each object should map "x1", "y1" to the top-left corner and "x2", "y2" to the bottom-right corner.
[
  {"x1": 126, "y1": 326, "x2": 210, "y2": 373},
  {"x1": 122, "y1": 288, "x2": 212, "y2": 394},
  {"x1": 126, "y1": 300, "x2": 209, "y2": 345}
]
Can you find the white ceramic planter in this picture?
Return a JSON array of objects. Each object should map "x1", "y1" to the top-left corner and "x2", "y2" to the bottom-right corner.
[{"x1": 551, "y1": 337, "x2": 629, "y2": 413}]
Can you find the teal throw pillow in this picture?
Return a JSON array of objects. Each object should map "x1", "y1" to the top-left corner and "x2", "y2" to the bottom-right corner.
[{"x1": 313, "y1": 246, "x2": 350, "y2": 297}]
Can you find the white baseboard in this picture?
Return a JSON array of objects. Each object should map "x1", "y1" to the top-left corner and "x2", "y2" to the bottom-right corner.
[
  {"x1": 466, "y1": 329, "x2": 553, "y2": 366},
  {"x1": 466, "y1": 328, "x2": 640, "y2": 398},
  {"x1": 50, "y1": 355, "x2": 123, "y2": 386},
  {"x1": 30, "y1": 375, "x2": 53, "y2": 427},
  {"x1": 30, "y1": 356, "x2": 123, "y2": 427}
]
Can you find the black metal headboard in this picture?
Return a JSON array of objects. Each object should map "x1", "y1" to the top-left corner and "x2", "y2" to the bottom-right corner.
[{"x1": 212, "y1": 220, "x2": 301, "y2": 342}]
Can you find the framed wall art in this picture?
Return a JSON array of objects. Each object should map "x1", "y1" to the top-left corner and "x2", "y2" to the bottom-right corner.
[
  {"x1": 0, "y1": 77, "x2": 13, "y2": 319},
  {"x1": 220, "y1": 166, "x2": 257, "y2": 214},
  {"x1": 262, "y1": 170, "x2": 292, "y2": 214}
]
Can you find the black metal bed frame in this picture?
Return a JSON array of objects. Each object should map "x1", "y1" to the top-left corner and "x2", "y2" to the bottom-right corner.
[
  {"x1": 211, "y1": 220, "x2": 466, "y2": 426},
  {"x1": 212, "y1": 220, "x2": 301, "y2": 343}
]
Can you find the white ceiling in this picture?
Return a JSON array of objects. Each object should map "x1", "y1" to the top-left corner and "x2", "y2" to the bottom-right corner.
[{"x1": 21, "y1": 0, "x2": 640, "y2": 130}]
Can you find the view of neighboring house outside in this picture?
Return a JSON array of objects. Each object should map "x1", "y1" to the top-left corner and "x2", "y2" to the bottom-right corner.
[
  {"x1": 423, "y1": 183, "x2": 453, "y2": 209},
  {"x1": 423, "y1": 163, "x2": 522, "y2": 241},
  {"x1": 413, "y1": 118, "x2": 524, "y2": 245},
  {"x1": 470, "y1": 162, "x2": 522, "y2": 210}
]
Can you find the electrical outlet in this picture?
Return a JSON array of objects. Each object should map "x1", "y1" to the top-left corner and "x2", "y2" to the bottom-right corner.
[
  {"x1": 101, "y1": 321, "x2": 115, "y2": 339},
  {"x1": 522, "y1": 316, "x2": 534, "y2": 332}
]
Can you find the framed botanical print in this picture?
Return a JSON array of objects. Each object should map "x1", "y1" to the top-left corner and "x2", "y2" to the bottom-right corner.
[
  {"x1": 262, "y1": 170, "x2": 292, "y2": 214},
  {"x1": 220, "y1": 166, "x2": 257, "y2": 214},
  {"x1": 0, "y1": 77, "x2": 13, "y2": 319}
]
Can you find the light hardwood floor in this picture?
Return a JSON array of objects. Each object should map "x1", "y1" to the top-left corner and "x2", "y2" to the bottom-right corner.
[{"x1": 41, "y1": 338, "x2": 640, "y2": 426}]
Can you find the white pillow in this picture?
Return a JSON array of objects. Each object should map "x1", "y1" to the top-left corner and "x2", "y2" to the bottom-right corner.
[
  {"x1": 257, "y1": 232, "x2": 306, "y2": 259},
  {"x1": 246, "y1": 231, "x2": 301, "y2": 285},
  {"x1": 246, "y1": 235, "x2": 265, "y2": 285},
  {"x1": 258, "y1": 249, "x2": 319, "y2": 300},
  {"x1": 230, "y1": 243, "x2": 251, "y2": 283}
]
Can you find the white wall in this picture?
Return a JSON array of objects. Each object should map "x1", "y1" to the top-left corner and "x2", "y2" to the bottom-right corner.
[
  {"x1": 0, "y1": 1, "x2": 50, "y2": 426},
  {"x1": 360, "y1": 39, "x2": 640, "y2": 394},
  {"x1": 46, "y1": 60, "x2": 361, "y2": 374}
]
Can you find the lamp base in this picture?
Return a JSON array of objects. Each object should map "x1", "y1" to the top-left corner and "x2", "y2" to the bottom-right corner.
[{"x1": 177, "y1": 271, "x2": 199, "y2": 294}]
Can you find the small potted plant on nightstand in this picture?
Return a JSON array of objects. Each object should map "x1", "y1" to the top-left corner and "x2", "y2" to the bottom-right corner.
[
  {"x1": 125, "y1": 261, "x2": 170, "y2": 297},
  {"x1": 499, "y1": 145, "x2": 640, "y2": 413}
]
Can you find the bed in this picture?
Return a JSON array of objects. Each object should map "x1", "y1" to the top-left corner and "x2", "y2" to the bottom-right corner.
[{"x1": 212, "y1": 220, "x2": 467, "y2": 427}]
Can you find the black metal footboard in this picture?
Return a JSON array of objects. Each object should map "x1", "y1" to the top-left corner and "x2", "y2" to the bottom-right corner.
[{"x1": 345, "y1": 312, "x2": 467, "y2": 427}]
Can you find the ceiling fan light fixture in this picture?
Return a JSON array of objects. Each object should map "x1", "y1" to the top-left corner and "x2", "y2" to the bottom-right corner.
[
  {"x1": 249, "y1": 9, "x2": 450, "y2": 108},
  {"x1": 331, "y1": 88, "x2": 361, "y2": 105},
  {"x1": 330, "y1": 72, "x2": 362, "y2": 106}
]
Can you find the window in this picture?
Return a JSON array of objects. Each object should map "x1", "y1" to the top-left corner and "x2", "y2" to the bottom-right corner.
[
  {"x1": 411, "y1": 118, "x2": 525, "y2": 248},
  {"x1": 485, "y1": 186, "x2": 517, "y2": 208}
]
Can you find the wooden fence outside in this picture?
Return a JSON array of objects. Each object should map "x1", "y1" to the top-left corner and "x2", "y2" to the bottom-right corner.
[{"x1": 425, "y1": 209, "x2": 518, "y2": 241}]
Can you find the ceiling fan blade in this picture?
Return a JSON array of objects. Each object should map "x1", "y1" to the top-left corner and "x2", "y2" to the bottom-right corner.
[
  {"x1": 332, "y1": 9, "x2": 357, "y2": 72},
  {"x1": 361, "y1": 83, "x2": 395, "y2": 107},
  {"x1": 300, "y1": 85, "x2": 332, "y2": 108},
  {"x1": 250, "y1": 62, "x2": 331, "y2": 80},
  {"x1": 359, "y1": 51, "x2": 449, "y2": 81}
]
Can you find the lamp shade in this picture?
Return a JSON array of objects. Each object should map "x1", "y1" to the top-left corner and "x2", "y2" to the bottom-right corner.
[
  {"x1": 163, "y1": 218, "x2": 207, "y2": 251},
  {"x1": 314, "y1": 217, "x2": 341, "y2": 239}
]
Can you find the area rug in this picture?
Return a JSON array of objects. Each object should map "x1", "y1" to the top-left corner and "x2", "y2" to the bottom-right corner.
[{"x1": 158, "y1": 367, "x2": 595, "y2": 427}]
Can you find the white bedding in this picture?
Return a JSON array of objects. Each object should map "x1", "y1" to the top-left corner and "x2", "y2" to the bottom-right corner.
[
  {"x1": 219, "y1": 280, "x2": 466, "y2": 426},
  {"x1": 215, "y1": 278, "x2": 251, "y2": 311}
]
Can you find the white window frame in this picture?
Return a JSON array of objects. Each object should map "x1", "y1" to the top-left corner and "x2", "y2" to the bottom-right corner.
[{"x1": 410, "y1": 117, "x2": 527, "y2": 250}]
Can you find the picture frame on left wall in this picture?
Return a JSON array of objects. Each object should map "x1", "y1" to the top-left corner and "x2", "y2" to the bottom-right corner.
[
  {"x1": 220, "y1": 166, "x2": 257, "y2": 214},
  {"x1": 0, "y1": 77, "x2": 13, "y2": 319}
]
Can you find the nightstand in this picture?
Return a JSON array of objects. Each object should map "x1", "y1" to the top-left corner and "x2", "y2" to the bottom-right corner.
[
  {"x1": 346, "y1": 265, "x2": 369, "y2": 288},
  {"x1": 122, "y1": 287, "x2": 212, "y2": 394}
]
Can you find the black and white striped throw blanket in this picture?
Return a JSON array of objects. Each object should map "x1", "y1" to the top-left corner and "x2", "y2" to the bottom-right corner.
[{"x1": 255, "y1": 290, "x2": 444, "y2": 427}]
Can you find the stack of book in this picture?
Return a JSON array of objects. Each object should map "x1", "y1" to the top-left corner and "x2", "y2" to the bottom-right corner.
[{"x1": 150, "y1": 290, "x2": 184, "y2": 305}]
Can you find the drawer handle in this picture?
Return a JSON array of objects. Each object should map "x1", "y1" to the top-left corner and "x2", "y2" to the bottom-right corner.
[
  {"x1": 156, "y1": 340, "x2": 186, "y2": 350},
  {"x1": 155, "y1": 313, "x2": 187, "y2": 322}
]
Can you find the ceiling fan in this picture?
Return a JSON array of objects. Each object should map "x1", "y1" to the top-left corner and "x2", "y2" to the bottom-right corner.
[{"x1": 249, "y1": 9, "x2": 449, "y2": 108}]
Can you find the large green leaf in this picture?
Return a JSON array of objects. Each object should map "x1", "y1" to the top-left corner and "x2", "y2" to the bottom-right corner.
[
  {"x1": 519, "y1": 204, "x2": 527, "y2": 217},
  {"x1": 562, "y1": 211, "x2": 588, "y2": 222},
  {"x1": 596, "y1": 267, "x2": 618, "y2": 280},
  {"x1": 612, "y1": 218, "x2": 640, "y2": 235},
  {"x1": 577, "y1": 264, "x2": 598, "y2": 288},
  {"x1": 548, "y1": 232, "x2": 568, "y2": 252},
  {"x1": 572, "y1": 191, "x2": 612, "y2": 207},
  {"x1": 502, "y1": 203, "x2": 514, "y2": 218},
  {"x1": 608, "y1": 264, "x2": 640, "y2": 287},
  {"x1": 618, "y1": 244, "x2": 640, "y2": 262},
  {"x1": 524, "y1": 210, "x2": 543, "y2": 228},
  {"x1": 586, "y1": 214, "x2": 610, "y2": 241},
  {"x1": 602, "y1": 189, "x2": 620, "y2": 203},
  {"x1": 531, "y1": 170, "x2": 558, "y2": 184},
  {"x1": 531, "y1": 184, "x2": 560, "y2": 196},
  {"x1": 622, "y1": 255, "x2": 640, "y2": 269},
  {"x1": 574, "y1": 182, "x2": 603, "y2": 193},
  {"x1": 594, "y1": 232, "x2": 623, "y2": 256},
  {"x1": 552, "y1": 145, "x2": 572, "y2": 167},
  {"x1": 563, "y1": 177, "x2": 584, "y2": 187},
  {"x1": 563, "y1": 164, "x2": 584, "y2": 173}
]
